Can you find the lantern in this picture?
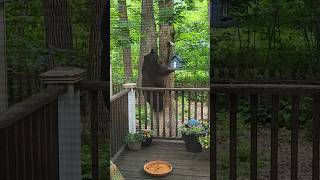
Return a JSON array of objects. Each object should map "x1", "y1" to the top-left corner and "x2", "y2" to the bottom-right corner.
[
  {"x1": 211, "y1": 0, "x2": 238, "y2": 28},
  {"x1": 169, "y1": 54, "x2": 184, "y2": 70}
]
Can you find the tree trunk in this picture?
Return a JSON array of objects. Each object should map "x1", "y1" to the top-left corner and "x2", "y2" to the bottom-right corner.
[
  {"x1": 158, "y1": 0, "x2": 174, "y2": 104},
  {"x1": 314, "y1": 0, "x2": 320, "y2": 50},
  {"x1": 137, "y1": 0, "x2": 157, "y2": 87},
  {"x1": 42, "y1": 0, "x2": 73, "y2": 69},
  {"x1": 158, "y1": 0, "x2": 175, "y2": 136},
  {"x1": 118, "y1": 0, "x2": 132, "y2": 82},
  {"x1": 0, "y1": 2, "x2": 7, "y2": 112},
  {"x1": 314, "y1": 0, "x2": 320, "y2": 79}
]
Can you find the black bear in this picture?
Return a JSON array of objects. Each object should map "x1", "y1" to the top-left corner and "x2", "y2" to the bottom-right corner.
[{"x1": 142, "y1": 49, "x2": 174, "y2": 112}]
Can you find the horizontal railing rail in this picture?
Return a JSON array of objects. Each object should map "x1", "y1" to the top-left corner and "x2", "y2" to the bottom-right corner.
[
  {"x1": 212, "y1": 78, "x2": 320, "y2": 85},
  {"x1": 111, "y1": 89, "x2": 130, "y2": 102},
  {"x1": 0, "y1": 86, "x2": 66, "y2": 128},
  {"x1": 211, "y1": 83, "x2": 320, "y2": 95}
]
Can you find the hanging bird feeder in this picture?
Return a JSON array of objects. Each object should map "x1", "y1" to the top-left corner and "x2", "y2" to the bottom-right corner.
[
  {"x1": 211, "y1": 0, "x2": 238, "y2": 28},
  {"x1": 169, "y1": 54, "x2": 184, "y2": 70},
  {"x1": 168, "y1": 42, "x2": 184, "y2": 70}
]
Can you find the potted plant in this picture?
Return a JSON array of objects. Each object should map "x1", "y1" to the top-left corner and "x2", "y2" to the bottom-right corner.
[
  {"x1": 140, "y1": 129, "x2": 154, "y2": 147},
  {"x1": 198, "y1": 135, "x2": 210, "y2": 160},
  {"x1": 124, "y1": 132, "x2": 143, "y2": 151},
  {"x1": 178, "y1": 119, "x2": 208, "y2": 153}
]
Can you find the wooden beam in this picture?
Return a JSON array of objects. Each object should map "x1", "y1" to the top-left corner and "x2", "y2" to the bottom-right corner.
[
  {"x1": 75, "y1": 81, "x2": 110, "y2": 90},
  {"x1": 211, "y1": 84, "x2": 320, "y2": 95}
]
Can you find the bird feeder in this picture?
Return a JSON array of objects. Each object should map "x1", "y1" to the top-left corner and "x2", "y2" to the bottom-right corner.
[
  {"x1": 211, "y1": 0, "x2": 238, "y2": 28},
  {"x1": 169, "y1": 54, "x2": 184, "y2": 70}
]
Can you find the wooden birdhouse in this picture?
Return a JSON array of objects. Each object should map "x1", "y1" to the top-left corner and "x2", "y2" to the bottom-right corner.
[{"x1": 169, "y1": 54, "x2": 184, "y2": 70}]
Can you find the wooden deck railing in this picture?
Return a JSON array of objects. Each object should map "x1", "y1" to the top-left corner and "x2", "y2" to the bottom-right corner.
[
  {"x1": 136, "y1": 87, "x2": 210, "y2": 138},
  {"x1": 110, "y1": 89, "x2": 129, "y2": 159},
  {"x1": 0, "y1": 67, "x2": 112, "y2": 180},
  {"x1": 210, "y1": 82, "x2": 320, "y2": 180},
  {"x1": 0, "y1": 86, "x2": 65, "y2": 179}
]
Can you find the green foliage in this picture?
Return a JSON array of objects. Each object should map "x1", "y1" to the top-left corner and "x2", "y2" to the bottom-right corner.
[
  {"x1": 138, "y1": 129, "x2": 155, "y2": 138},
  {"x1": 110, "y1": 0, "x2": 209, "y2": 84},
  {"x1": 178, "y1": 123, "x2": 208, "y2": 136},
  {"x1": 81, "y1": 144, "x2": 109, "y2": 179},
  {"x1": 124, "y1": 132, "x2": 143, "y2": 144},
  {"x1": 214, "y1": 0, "x2": 320, "y2": 76},
  {"x1": 5, "y1": 0, "x2": 91, "y2": 72},
  {"x1": 136, "y1": 105, "x2": 150, "y2": 126},
  {"x1": 198, "y1": 134, "x2": 210, "y2": 149}
]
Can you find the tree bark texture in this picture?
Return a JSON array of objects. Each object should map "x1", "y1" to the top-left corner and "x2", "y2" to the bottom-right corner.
[
  {"x1": 138, "y1": 0, "x2": 158, "y2": 87},
  {"x1": 42, "y1": 0, "x2": 73, "y2": 69},
  {"x1": 118, "y1": 0, "x2": 132, "y2": 82},
  {"x1": 158, "y1": 0, "x2": 175, "y2": 107},
  {"x1": 0, "y1": 3, "x2": 7, "y2": 112}
]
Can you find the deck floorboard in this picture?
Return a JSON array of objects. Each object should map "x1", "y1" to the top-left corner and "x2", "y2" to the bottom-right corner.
[{"x1": 115, "y1": 141, "x2": 210, "y2": 180}]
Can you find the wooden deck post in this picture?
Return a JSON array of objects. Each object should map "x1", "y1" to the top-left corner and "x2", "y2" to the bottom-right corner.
[
  {"x1": 123, "y1": 83, "x2": 136, "y2": 133},
  {"x1": 0, "y1": 1, "x2": 7, "y2": 112},
  {"x1": 40, "y1": 67, "x2": 86, "y2": 180}
]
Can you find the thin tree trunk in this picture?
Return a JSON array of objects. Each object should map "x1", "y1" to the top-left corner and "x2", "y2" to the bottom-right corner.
[
  {"x1": 0, "y1": 2, "x2": 7, "y2": 112},
  {"x1": 118, "y1": 0, "x2": 132, "y2": 82},
  {"x1": 137, "y1": 0, "x2": 157, "y2": 87},
  {"x1": 313, "y1": 0, "x2": 320, "y2": 79},
  {"x1": 42, "y1": 0, "x2": 73, "y2": 69},
  {"x1": 314, "y1": 0, "x2": 320, "y2": 50}
]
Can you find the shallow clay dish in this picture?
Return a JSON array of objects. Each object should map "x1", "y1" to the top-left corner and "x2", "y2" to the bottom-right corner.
[{"x1": 143, "y1": 160, "x2": 172, "y2": 177}]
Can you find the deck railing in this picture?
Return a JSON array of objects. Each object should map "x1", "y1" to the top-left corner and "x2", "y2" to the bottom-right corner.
[
  {"x1": 211, "y1": 81, "x2": 320, "y2": 180},
  {"x1": 110, "y1": 89, "x2": 129, "y2": 159},
  {"x1": 135, "y1": 87, "x2": 210, "y2": 138},
  {"x1": 0, "y1": 86, "x2": 65, "y2": 179},
  {"x1": 0, "y1": 67, "x2": 113, "y2": 180}
]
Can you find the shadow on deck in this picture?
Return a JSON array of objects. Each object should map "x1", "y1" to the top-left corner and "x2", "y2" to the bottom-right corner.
[{"x1": 115, "y1": 140, "x2": 210, "y2": 180}]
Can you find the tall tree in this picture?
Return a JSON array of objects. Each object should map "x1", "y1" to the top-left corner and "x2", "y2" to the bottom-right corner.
[
  {"x1": 0, "y1": 1, "x2": 7, "y2": 112},
  {"x1": 158, "y1": 0, "x2": 174, "y2": 105},
  {"x1": 118, "y1": 0, "x2": 132, "y2": 82},
  {"x1": 138, "y1": 0, "x2": 157, "y2": 86},
  {"x1": 87, "y1": 0, "x2": 109, "y2": 178},
  {"x1": 42, "y1": 0, "x2": 73, "y2": 69},
  {"x1": 314, "y1": 0, "x2": 320, "y2": 50}
]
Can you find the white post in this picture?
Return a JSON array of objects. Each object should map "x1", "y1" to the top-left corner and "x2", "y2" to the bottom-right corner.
[
  {"x1": 123, "y1": 83, "x2": 136, "y2": 133},
  {"x1": 0, "y1": 2, "x2": 7, "y2": 112},
  {"x1": 40, "y1": 67, "x2": 86, "y2": 180}
]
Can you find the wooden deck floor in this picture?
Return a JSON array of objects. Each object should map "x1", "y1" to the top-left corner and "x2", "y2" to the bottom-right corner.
[{"x1": 115, "y1": 140, "x2": 210, "y2": 180}]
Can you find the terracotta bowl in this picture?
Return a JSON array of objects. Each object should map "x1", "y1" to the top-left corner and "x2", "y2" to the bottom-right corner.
[{"x1": 143, "y1": 160, "x2": 172, "y2": 177}]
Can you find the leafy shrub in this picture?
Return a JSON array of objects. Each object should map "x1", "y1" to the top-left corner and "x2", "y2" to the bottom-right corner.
[{"x1": 124, "y1": 132, "x2": 143, "y2": 144}]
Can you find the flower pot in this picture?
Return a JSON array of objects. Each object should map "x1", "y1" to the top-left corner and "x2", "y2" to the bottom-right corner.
[
  {"x1": 201, "y1": 148, "x2": 210, "y2": 160},
  {"x1": 182, "y1": 130, "x2": 208, "y2": 153},
  {"x1": 183, "y1": 134, "x2": 202, "y2": 153},
  {"x1": 127, "y1": 142, "x2": 141, "y2": 151},
  {"x1": 142, "y1": 137, "x2": 152, "y2": 147}
]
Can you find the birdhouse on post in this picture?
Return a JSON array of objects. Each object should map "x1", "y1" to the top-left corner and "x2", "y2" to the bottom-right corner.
[
  {"x1": 169, "y1": 54, "x2": 184, "y2": 70},
  {"x1": 211, "y1": 0, "x2": 238, "y2": 28}
]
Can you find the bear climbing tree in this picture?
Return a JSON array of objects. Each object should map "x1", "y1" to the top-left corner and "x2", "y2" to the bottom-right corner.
[{"x1": 142, "y1": 49, "x2": 174, "y2": 112}]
